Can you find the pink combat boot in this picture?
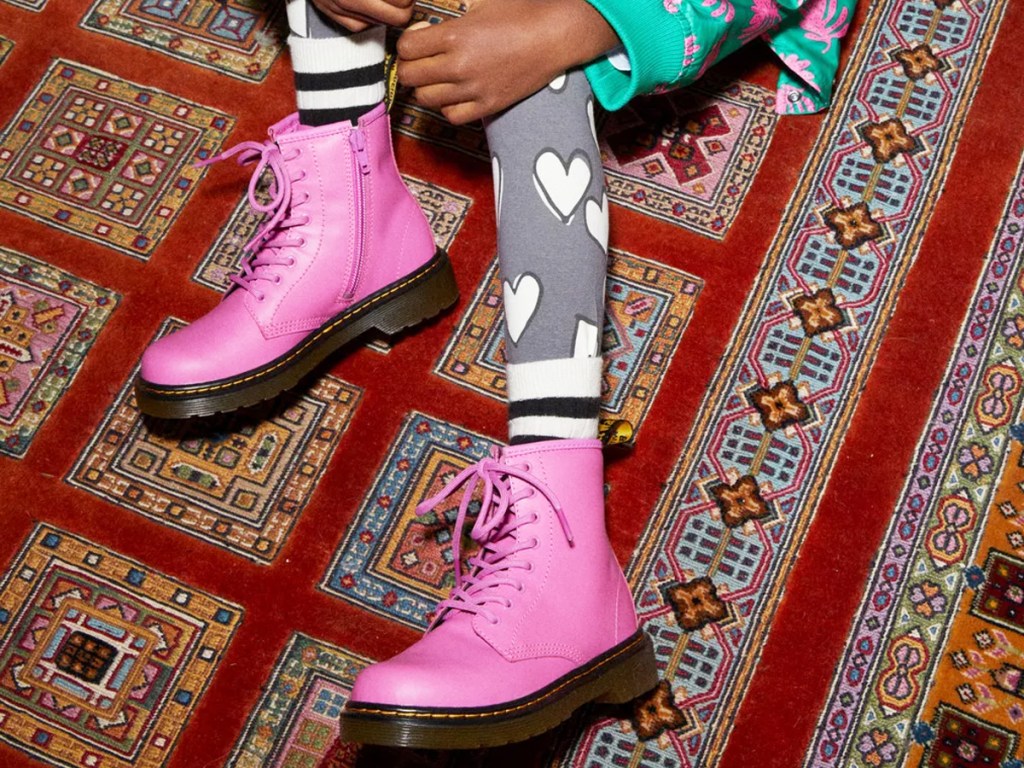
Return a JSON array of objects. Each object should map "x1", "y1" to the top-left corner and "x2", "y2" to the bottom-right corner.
[
  {"x1": 135, "y1": 104, "x2": 456, "y2": 418},
  {"x1": 339, "y1": 439, "x2": 657, "y2": 748}
]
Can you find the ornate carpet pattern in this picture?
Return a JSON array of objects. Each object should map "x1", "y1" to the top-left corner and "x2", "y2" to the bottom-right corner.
[
  {"x1": 2, "y1": 0, "x2": 1022, "y2": 765},
  {"x1": 0, "y1": 525, "x2": 242, "y2": 768},
  {"x1": 67, "y1": 318, "x2": 362, "y2": 564},
  {"x1": 0, "y1": 247, "x2": 118, "y2": 459},
  {"x1": 227, "y1": 633, "x2": 370, "y2": 768},
  {"x1": 555, "y1": 0, "x2": 1011, "y2": 764},
  {"x1": 80, "y1": 0, "x2": 285, "y2": 83},
  {"x1": 321, "y1": 411, "x2": 498, "y2": 629},
  {"x1": 435, "y1": 251, "x2": 702, "y2": 446},
  {"x1": 806, "y1": 152, "x2": 1024, "y2": 767},
  {"x1": 0, "y1": 59, "x2": 234, "y2": 258}
]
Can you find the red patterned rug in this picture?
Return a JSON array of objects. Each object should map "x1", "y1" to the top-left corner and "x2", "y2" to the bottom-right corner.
[{"x1": 1, "y1": 1, "x2": 1023, "y2": 767}]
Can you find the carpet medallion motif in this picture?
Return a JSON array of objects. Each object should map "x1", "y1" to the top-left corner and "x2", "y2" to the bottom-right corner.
[
  {"x1": 435, "y1": 251, "x2": 702, "y2": 446},
  {"x1": 807, "y1": 155, "x2": 1024, "y2": 767},
  {"x1": 0, "y1": 247, "x2": 118, "y2": 459},
  {"x1": 0, "y1": 525, "x2": 242, "y2": 768},
  {"x1": 227, "y1": 633, "x2": 370, "y2": 768},
  {"x1": 552, "y1": 0, "x2": 1008, "y2": 763},
  {"x1": 0, "y1": 59, "x2": 234, "y2": 258},
  {"x1": 321, "y1": 411, "x2": 498, "y2": 629},
  {"x1": 66, "y1": 318, "x2": 362, "y2": 564},
  {"x1": 600, "y1": 82, "x2": 777, "y2": 239},
  {"x1": 81, "y1": 0, "x2": 284, "y2": 83}
]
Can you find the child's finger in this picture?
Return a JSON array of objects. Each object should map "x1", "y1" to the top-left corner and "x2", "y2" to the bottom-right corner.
[
  {"x1": 397, "y1": 54, "x2": 460, "y2": 89},
  {"x1": 397, "y1": 22, "x2": 451, "y2": 61},
  {"x1": 441, "y1": 102, "x2": 483, "y2": 126},
  {"x1": 412, "y1": 83, "x2": 474, "y2": 110}
]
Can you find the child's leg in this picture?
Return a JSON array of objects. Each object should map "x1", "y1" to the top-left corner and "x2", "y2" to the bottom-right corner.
[
  {"x1": 339, "y1": 73, "x2": 656, "y2": 750},
  {"x1": 135, "y1": 5, "x2": 452, "y2": 419},
  {"x1": 286, "y1": 1, "x2": 386, "y2": 125},
  {"x1": 484, "y1": 70, "x2": 608, "y2": 444}
]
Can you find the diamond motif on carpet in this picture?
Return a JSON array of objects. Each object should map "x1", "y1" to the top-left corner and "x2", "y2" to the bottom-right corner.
[
  {"x1": 66, "y1": 318, "x2": 362, "y2": 564},
  {"x1": 0, "y1": 525, "x2": 242, "y2": 768},
  {"x1": 0, "y1": 247, "x2": 119, "y2": 458},
  {"x1": 321, "y1": 411, "x2": 498, "y2": 629},
  {"x1": 81, "y1": 0, "x2": 285, "y2": 83},
  {"x1": 0, "y1": 59, "x2": 233, "y2": 258},
  {"x1": 226, "y1": 633, "x2": 370, "y2": 768}
]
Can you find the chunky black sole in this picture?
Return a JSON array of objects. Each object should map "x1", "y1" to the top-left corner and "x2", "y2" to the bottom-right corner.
[
  {"x1": 135, "y1": 249, "x2": 457, "y2": 419},
  {"x1": 338, "y1": 629, "x2": 658, "y2": 750}
]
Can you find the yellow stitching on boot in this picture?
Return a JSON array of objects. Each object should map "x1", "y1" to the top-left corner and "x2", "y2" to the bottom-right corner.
[
  {"x1": 140, "y1": 255, "x2": 446, "y2": 397},
  {"x1": 342, "y1": 633, "x2": 646, "y2": 720}
]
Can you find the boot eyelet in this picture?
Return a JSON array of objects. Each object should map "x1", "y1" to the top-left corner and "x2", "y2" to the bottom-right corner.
[
  {"x1": 525, "y1": 563, "x2": 535, "y2": 572},
  {"x1": 255, "y1": 293, "x2": 266, "y2": 302},
  {"x1": 301, "y1": 216, "x2": 311, "y2": 226},
  {"x1": 488, "y1": 617, "x2": 499, "y2": 625},
  {"x1": 529, "y1": 538, "x2": 539, "y2": 549},
  {"x1": 504, "y1": 599, "x2": 513, "y2": 608},
  {"x1": 286, "y1": 257, "x2": 296, "y2": 267},
  {"x1": 297, "y1": 238, "x2": 306, "y2": 247},
  {"x1": 273, "y1": 275, "x2": 282, "y2": 284}
]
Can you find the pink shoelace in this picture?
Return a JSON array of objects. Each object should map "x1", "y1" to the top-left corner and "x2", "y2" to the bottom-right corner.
[
  {"x1": 197, "y1": 139, "x2": 311, "y2": 301},
  {"x1": 415, "y1": 450, "x2": 575, "y2": 626}
]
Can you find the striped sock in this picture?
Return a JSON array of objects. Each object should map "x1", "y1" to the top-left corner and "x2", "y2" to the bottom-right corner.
[
  {"x1": 506, "y1": 358, "x2": 602, "y2": 445},
  {"x1": 286, "y1": 1, "x2": 385, "y2": 126}
]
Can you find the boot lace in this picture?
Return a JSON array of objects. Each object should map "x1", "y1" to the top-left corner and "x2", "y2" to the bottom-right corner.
[
  {"x1": 197, "y1": 139, "x2": 311, "y2": 301},
  {"x1": 415, "y1": 450, "x2": 575, "y2": 626}
]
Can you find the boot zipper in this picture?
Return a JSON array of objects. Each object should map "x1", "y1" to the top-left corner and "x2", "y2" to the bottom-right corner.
[{"x1": 346, "y1": 127, "x2": 371, "y2": 300}]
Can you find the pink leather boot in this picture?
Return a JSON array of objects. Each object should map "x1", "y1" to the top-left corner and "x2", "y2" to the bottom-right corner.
[
  {"x1": 339, "y1": 438, "x2": 657, "y2": 748},
  {"x1": 135, "y1": 104, "x2": 456, "y2": 418}
]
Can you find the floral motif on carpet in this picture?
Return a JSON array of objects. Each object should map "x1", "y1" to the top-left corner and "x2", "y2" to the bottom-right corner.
[
  {"x1": 81, "y1": 0, "x2": 284, "y2": 82},
  {"x1": 66, "y1": 318, "x2": 362, "y2": 564},
  {"x1": 807, "y1": 154, "x2": 1024, "y2": 767},
  {"x1": 550, "y1": 0, "x2": 1010, "y2": 764},
  {"x1": 227, "y1": 633, "x2": 370, "y2": 768},
  {"x1": 0, "y1": 525, "x2": 242, "y2": 767},
  {"x1": 320, "y1": 411, "x2": 497, "y2": 629},
  {"x1": 434, "y1": 250, "x2": 702, "y2": 446},
  {"x1": 0, "y1": 59, "x2": 233, "y2": 258},
  {"x1": 0, "y1": 247, "x2": 119, "y2": 458}
]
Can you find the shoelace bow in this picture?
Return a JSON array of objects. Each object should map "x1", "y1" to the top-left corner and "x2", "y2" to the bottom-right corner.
[
  {"x1": 197, "y1": 139, "x2": 310, "y2": 300},
  {"x1": 415, "y1": 451, "x2": 575, "y2": 626}
]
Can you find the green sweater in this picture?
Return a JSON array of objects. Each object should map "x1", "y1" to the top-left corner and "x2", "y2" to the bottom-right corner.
[{"x1": 583, "y1": 0, "x2": 855, "y2": 115}]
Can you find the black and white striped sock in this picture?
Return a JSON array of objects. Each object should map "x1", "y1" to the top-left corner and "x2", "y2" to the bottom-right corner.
[
  {"x1": 506, "y1": 358, "x2": 602, "y2": 445},
  {"x1": 286, "y1": 1, "x2": 385, "y2": 126}
]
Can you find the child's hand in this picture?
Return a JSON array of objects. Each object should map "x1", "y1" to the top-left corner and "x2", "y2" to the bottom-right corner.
[
  {"x1": 396, "y1": 0, "x2": 618, "y2": 125},
  {"x1": 310, "y1": 0, "x2": 416, "y2": 32}
]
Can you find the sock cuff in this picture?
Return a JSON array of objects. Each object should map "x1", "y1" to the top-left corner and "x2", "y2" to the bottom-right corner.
[
  {"x1": 506, "y1": 357, "x2": 602, "y2": 403},
  {"x1": 288, "y1": 30, "x2": 385, "y2": 74}
]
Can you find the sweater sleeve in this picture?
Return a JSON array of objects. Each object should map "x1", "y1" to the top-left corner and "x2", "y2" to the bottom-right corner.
[
  {"x1": 581, "y1": 0, "x2": 694, "y2": 112},
  {"x1": 582, "y1": 0, "x2": 855, "y2": 116}
]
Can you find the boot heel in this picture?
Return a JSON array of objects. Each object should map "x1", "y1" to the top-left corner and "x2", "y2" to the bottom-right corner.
[
  {"x1": 374, "y1": 249, "x2": 458, "y2": 336},
  {"x1": 594, "y1": 632, "x2": 659, "y2": 705}
]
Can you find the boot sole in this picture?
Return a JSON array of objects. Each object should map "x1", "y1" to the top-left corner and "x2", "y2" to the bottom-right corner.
[
  {"x1": 338, "y1": 629, "x2": 658, "y2": 750},
  {"x1": 134, "y1": 248, "x2": 457, "y2": 419}
]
